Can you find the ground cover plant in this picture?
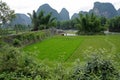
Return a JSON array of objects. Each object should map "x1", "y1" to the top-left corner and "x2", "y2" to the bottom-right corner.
[
  {"x1": 23, "y1": 35, "x2": 120, "y2": 63},
  {"x1": 0, "y1": 42, "x2": 119, "y2": 80},
  {"x1": 23, "y1": 36, "x2": 83, "y2": 62}
]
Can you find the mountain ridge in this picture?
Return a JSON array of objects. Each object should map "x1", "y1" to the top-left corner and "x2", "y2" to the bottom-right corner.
[
  {"x1": 11, "y1": 13, "x2": 31, "y2": 26},
  {"x1": 118, "y1": 8, "x2": 120, "y2": 15},
  {"x1": 90, "y1": 2, "x2": 117, "y2": 18},
  {"x1": 37, "y1": 4, "x2": 60, "y2": 21},
  {"x1": 59, "y1": 8, "x2": 70, "y2": 20},
  {"x1": 12, "y1": 2, "x2": 120, "y2": 25}
]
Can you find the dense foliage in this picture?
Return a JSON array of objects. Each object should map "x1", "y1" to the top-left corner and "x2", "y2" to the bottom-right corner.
[
  {"x1": 56, "y1": 14, "x2": 120, "y2": 33},
  {"x1": 75, "y1": 13, "x2": 106, "y2": 35},
  {"x1": 109, "y1": 16, "x2": 120, "y2": 32},
  {"x1": 56, "y1": 20, "x2": 76, "y2": 30},
  {"x1": 0, "y1": 1, "x2": 16, "y2": 36},
  {"x1": 28, "y1": 10, "x2": 56, "y2": 31},
  {"x1": 2, "y1": 30, "x2": 52, "y2": 47},
  {"x1": 13, "y1": 24, "x2": 31, "y2": 34},
  {"x1": 0, "y1": 1, "x2": 15, "y2": 26},
  {"x1": 0, "y1": 44, "x2": 119, "y2": 79}
]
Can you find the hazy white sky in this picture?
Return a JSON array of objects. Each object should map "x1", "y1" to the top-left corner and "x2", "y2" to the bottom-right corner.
[{"x1": 3, "y1": 0, "x2": 120, "y2": 17}]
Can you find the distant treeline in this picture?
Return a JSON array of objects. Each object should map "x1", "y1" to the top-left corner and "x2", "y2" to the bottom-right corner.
[{"x1": 56, "y1": 13, "x2": 120, "y2": 33}]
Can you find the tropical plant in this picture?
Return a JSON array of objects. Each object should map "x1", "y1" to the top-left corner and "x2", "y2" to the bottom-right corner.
[
  {"x1": 109, "y1": 16, "x2": 120, "y2": 32},
  {"x1": 43, "y1": 12, "x2": 56, "y2": 29},
  {"x1": 76, "y1": 13, "x2": 104, "y2": 35},
  {"x1": 28, "y1": 10, "x2": 39, "y2": 31},
  {"x1": 28, "y1": 10, "x2": 56, "y2": 31}
]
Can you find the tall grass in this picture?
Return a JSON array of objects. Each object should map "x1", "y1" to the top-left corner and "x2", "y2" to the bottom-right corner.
[
  {"x1": 23, "y1": 35, "x2": 120, "y2": 63},
  {"x1": 23, "y1": 36, "x2": 83, "y2": 62}
]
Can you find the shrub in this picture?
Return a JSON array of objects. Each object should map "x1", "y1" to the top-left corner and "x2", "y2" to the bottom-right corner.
[
  {"x1": 0, "y1": 46, "x2": 20, "y2": 72},
  {"x1": 13, "y1": 38, "x2": 21, "y2": 47},
  {"x1": 0, "y1": 41, "x2": 6, "y2": 48},
  {"x1": 70, "y1": 54, "x2": 120, "y2": 80},
  {"x1": 0, "y1": 44, "x2": 119, "y2": 79},
  {"x1": 84, "y1": 57, "x2": 119, "y2": 80},
  {"x1": 2, "y1": 31, "x2": 52, "y2": 47}
]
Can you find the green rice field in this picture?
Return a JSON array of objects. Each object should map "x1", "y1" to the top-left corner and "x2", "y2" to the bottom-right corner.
[{"x1": 23, "y1": 35, "x2": 120, "y2": 62}]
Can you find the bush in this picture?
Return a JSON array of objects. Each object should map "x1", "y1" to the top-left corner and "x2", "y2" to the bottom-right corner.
[
  {"x1": 0, "y1": 45, "x2": 20, "y2": 72},
  {"x1": 0, "y1": 41, "x2": 6, "y2": 48},
  {"x1": 0, "y1": 44, "x2": 52, "y2": 79},
  {"x1": 70, "y1": 54, "x2": 120, "y2": 80},
  {"x1": 0, "y1": 44, "x2": 119, "y2": 79},
  {"x1": 84, "y1": 57, "x2": 119, "y2": 79},
  {"x1": 13, "y1": 38, "x2": 21, "y2": 47},
  {"x1": 2, "y1": 31, "x2": 52, "y2": 47}
]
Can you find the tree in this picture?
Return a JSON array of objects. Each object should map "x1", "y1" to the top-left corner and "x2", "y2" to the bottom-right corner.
[
  {"x1": 14, "y1": 24, "x2": 27, "y2": 34},
  {"x1": 100, "y1": 16, "x2": 108, "y2": 31},
  {"x1": 61, "y1": 20, "x2": 72, "y2": 29},
  {"x1": 28, "y1": 10, "x2": 56, "y2": 31},
  {"x1": 42, "y1": 12, "x2": 56, "y2": 29},
  {"x1": 56, "y1": 20, "x2": 76, "y2": 30},
  {"x1": 76, "y1": 13, "x2": 104, "y2": 35},
  {"x1": 28, "y1": 10, "x2": 39, "y2": 31},
  {"x1": 109, "y1": 16, "x2": 120, "y2": 32},
  {"x1": 37, "y1": 11, "x2": 56, "y2": 30},
  {"x1": 0, "y1": 0, "x2": 15, "y2": 26}
]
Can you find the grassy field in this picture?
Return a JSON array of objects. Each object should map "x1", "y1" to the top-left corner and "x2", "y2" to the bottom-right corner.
[{"x1": 23, "y1": 35, "x2": 120, "y2": 62}]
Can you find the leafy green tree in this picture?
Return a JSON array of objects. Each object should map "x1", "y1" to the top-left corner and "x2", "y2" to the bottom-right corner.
[
  {"x1": 37, "y1": 11, "x2": 56, "y2": 30},
  {"x1": 100, "y1": 16, "x2": 108, "y2": 31},
  {"x1": 56, "y1": 20, "x2": 76, "y2": 30},
  {"x1": 0, "y1": 0, "x2": 15, "y2": 26},
  {"x1": 28, "y1": 10, "x2": 39, "y2": 31},
  {"x1": 100, "y1": 16, "x2": 107, "y2": 26},
  {"x1": 61, "y1": 20, "x2": 71, "y2": 29},
  {"x1": 71, "y1": 19, "x2": 77, "y2": 29},
  {"x1": 14, "y1": 24, "x2": 28, "y2": 34},
  {"x1": 76, "y1": 13, "x2": 104, "y2": 35},
  {"x1": 28, "y1": 10, "x2": 56, "y2": 31},
  {"x1": 43, "y1": 12, "x2": 56, "y2": 29},
  {"x1": 109, "y1": 16, "x2": 120, "y2": 32},
  {"x1": 0, "y1": 1, "x2": 15, "y2": 36}
]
